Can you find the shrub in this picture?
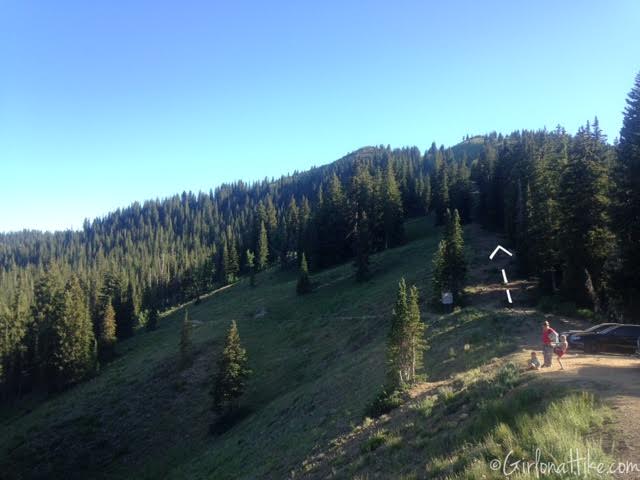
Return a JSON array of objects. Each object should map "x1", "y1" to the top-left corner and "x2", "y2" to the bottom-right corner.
[
  {"x1": 413, "y1": 395, "x2": 438, "y2": 418},
  {"x1": 360, "y1": 429, "x2": 402, "y2": 453},
  {"x1": 361, "y1": 430, "x2": 388, "y2": 452},
  {"x1": 365, "y1": 389, "x2": 406, "y2": 418},
  {"x1": 577, "y1": 308, "x2": 595, "y2": 321},
  {"x1": 437, "y1": 386, "x2": 456, "y2": 405}
]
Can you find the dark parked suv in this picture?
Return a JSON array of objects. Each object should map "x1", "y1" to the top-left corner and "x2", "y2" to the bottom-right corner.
[
  {"x1": 563, "y1": 323, "x2": 621, "y2": 350},
  {"x1": 580, "y1": 324, "x2": 640, "y2": 354}
]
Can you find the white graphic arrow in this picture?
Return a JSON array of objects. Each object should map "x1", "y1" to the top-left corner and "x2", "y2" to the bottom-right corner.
[
  {"x1": 488, "y1": 246, "x2": 514, "y2": 304},
  {"x1": 489, "y1": 245, "x2": 513, "y2": 260}
]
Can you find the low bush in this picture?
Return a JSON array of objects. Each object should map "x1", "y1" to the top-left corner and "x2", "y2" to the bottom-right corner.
[{"x1": 365, "y1": 388, "x2": 406, "y2": 418}]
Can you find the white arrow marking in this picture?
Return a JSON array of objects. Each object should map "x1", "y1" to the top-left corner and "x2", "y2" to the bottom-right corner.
[
  {"x1": 489, "y1": 245, "x2": 513, "y2": 260},
  {"x1": 506, "y1": 289, "x2": 513, "y2": 303},
  {"x1": 501, "y1": 269, "x2": 508, "y2": 284}
]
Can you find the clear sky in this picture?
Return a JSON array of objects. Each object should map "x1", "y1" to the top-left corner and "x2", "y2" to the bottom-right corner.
[{"x1": 1, "y1": 1, "x2": 639, "y2": 232}]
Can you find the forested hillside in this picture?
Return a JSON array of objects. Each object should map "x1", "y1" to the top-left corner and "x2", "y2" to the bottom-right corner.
[{"x1": 1, "y1": 71, "x2": 639, "y2": 400}]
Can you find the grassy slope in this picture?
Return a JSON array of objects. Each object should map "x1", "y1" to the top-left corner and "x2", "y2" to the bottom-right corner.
[
  {"x1": 0, "y1": 217, "x2": 438, "y2": 480},
  {"x1": 0, "y1": 217, "x2": 616, "y2": 479},
  {"x1": 298, "y1": 309, "x2": 614, "y2": 479}
]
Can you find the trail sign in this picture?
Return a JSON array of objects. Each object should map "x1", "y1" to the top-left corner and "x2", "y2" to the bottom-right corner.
[{"x1": 442, "y1": 292, "x2": 453, "y2": 305}]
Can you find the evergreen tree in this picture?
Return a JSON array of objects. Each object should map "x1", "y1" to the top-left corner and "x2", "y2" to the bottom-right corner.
[
  {"x1": 386, "y1": 279, "x2": 423, "y2": 388},
  {"x1": 559, "y1": 121, "x2": 614, "y2": 308},
  {"x1": 179, "y1": 309, "x2": 193, "y2": 369},
  {"x1": 0, "y1": 287, "x2": 28, "y2": 396},
  {"x1": 447, "y1": 209, "x2": 467, "y2": 297},
  {"x1": 117, "y1": 283, "x2": 136, "y2": 339},
  {"x1": 98, "y1": 299, "x2": 117, "y2": 361},
  {"x1": 382, "y1": 162, "x2": 405, "y2": 248},
  {"x1": 354, "y1": 210, "x2": 371, "y2": 282},
  {"x1": 431, "y1": 209, "x2": 467, "y2": 303},
  {"x1": 431, "y1": 239, "x2": 448, "y2": 304},
  {"x1": 612, "y1": 72, "x2": 640, "y2": 313},
  {"x1": 526, "y1": 144, "x2": 562, "y2": 291},
  {"x1": 407, "y1": 285, "x2": 426, "y2": 381},
  {"x1": 221, "y1": 241, "x2": 230, "y2": 285},
  {"x1": 316, "y1": 173, "x2": 351, "y2": 266},
  {"x1": 245, "y1": 249, "x2": 256, "y2": 287},
  {"x1": 30, "y1": 269, "x2": 64, "y2": 385},
  {"x1": 257, "y1": 221, "x2": 269, "y2": 270},
  {"x1": 51, "y1": 276, "x2": 97, "y2": 389},
  {"x1": 212, "y1": 320, "x2": 250, "y2": 414},
  {"x1": 387, "y1": 278, "x2": 408, "y2": 388},
  {"x1": 226, "y1": 234, "x2": 240, "y2": 282},
  {"x1": 514, "y1": 181, "x2": 530, "y2": 274},
  {"x1": 423, "y1": 173, "x2": 432, "y2": 213},
  {"x1": 434, "y1": 167, "x2": 450, "y2": 225},
  {"x1": 296, "y1": 252, "x2": 312, "y2": 295}
]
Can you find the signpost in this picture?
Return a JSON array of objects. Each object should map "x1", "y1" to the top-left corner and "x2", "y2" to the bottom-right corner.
[{"x1": 442, "y1": 291, "x2": 453, "y2": 312}]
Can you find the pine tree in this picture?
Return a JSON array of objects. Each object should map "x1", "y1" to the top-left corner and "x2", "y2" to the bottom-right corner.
[
  {"x1": 431, "y1": 239, "x2": 448, "y2": 305},
  {"x1": 423, "y1": 173, "x2": 432, "y2": 213},
  {"x1": 559, "y1": 121, "x2": 614, "y2": 308},
  {"x1": 221, "y1": 241, "x2": 230, "y2": 285},
  {"x1": 514, "y1": 181, "x2": 530, "y2": 274},
  {"x1": 257, "y1": 221, "x2": 269, "y2": 270},
  {"x1": 245, "y1": 249, "x2": 256, "y2": 287},
  {"x1": 386, "y1": 279, "x2": 423, "y2": 388},
  {"x1": 226, "y1": 235, "x2": 240, "y2": 282},
  {"x1": 387, "y1": 278, "x2": 409, "y2": 388},
  {"x1": 436, "y1": 168, "x2": 451, "y2": 226},
  {"x1": 0, "y1": 302, "x2": 6, "y2": 389},
  {"x1": 212, "y1": 320, "x2": 250, "y2": 414},
  {"x1": 296, "y1": 252, "x2": 312, "y2": 295},
  {"x1": 179, "y1": 309, "x2": 193, "y2": 369},
  {"x1": 51, "y1": 275, "x2": 97, "y2": 389},
  {"x1": 382, "y1": 162, "x2": 405, "y2": 248},
  {"x1": 407, "y1": 285, "x2": 426, "y2": 381},
  {"x1": 98, "y1": 299, "x2": 117, "y2": 361},
  {"x1": 447, "y1": 209, "x2": 467, "y2": 298},
  {"x1": 117, "y1": 283, "x2": 136, "y2": 339},
  {"x1": 431, "y1": 209, "x2": 466, "y2": 303},
  {"x1": 354, "y1": 210, "x2": 371, "y2": 282},
  {"x1": 1, "y1": 287, "x2": 29, "y2": 396},
  {"x1": 612, "y1": 71, "x2": 640, "y2": 313},
  {"x1": 527, "y1": 143, "x2": 562, "y2": 291},
  {"x1": 30, "y1": 269, "x2": 64, "y2": 385}
]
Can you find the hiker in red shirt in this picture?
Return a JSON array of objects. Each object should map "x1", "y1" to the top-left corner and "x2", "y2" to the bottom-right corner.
[{"x1": 541, "y1": 320, "x2": 558, "y2": 367}]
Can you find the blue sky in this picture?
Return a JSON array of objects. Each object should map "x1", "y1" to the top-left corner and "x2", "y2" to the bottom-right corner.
[{"x1": 1, "y1": 1, "x2": 639, "y2": 232}]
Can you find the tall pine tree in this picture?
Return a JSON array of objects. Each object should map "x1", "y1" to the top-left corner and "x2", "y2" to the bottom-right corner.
[
  {"x1": 51, "y1": 276, "x2": 97, "y2": 389},
  {"x1": 559, "y1": 121, "x2": 614, "y2": 308},
  {"x1": 257, "y1": 221, "x2": 269, "y2": 271},
  {"x1": 296, "y1": 252, "x2": 312, "y2": 295},
  {"x1": 354, "y1": 210, "x2": 371, "y2": 282},
  {"x1": 212, "y1": 320, "x2": 250, "y2": 415},
  {"x1": 98, "y1": 299, "x2": 117, "y2": 361},
  {"x1": 612, "y1": 72, "x2": 640, "y2": 314}
]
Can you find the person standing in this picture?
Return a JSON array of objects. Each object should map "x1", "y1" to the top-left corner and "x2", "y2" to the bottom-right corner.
[
  {"x1": 554, "y1": 335, "x2": 569, "y2": 370},
  {"x1": 541, "y1": 320, "x2": 558, "y2": 367}
]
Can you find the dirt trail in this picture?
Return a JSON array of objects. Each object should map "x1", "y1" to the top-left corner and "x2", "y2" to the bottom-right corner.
[
  {"x1": 467, "y1": 225, "x2": 640, "y2": 477},
  {"x1": 531, "y1": 353, "x2": 640, "y2": 477}
]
